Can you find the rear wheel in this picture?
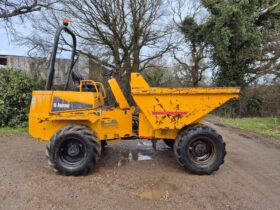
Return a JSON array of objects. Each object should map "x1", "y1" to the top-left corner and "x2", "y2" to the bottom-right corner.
[
  {"x1": 46, "y1": 125, "x2": 101, "y2": 176},
  {"x1": 174, "y1": 124, "x2": 226, "y2": 175}
]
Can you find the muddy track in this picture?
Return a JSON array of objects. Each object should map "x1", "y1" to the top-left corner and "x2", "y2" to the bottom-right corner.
[{"x1": 0, "y1": 122, "x2": 279, "y2": 210}]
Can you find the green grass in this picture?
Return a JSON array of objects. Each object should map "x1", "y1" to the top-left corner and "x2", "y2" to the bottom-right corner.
[
  {"x1": 0, "y1": 127, "x2": 27, "y2": 136},
  {"x1": 207, "y1": 115, "x2": 280, "y2": 139}
]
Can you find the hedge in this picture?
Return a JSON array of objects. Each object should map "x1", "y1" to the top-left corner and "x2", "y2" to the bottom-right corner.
[{"x1": 0, "y1": 68, "x2": 40, "y2": 127}]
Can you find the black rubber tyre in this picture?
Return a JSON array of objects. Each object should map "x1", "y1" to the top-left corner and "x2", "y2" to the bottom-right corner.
[
  {"x1": 46, "y1": 125, "x2": 101, "y2": 176},
  {"x1": 163, "y1": 139, "x2": 175, "y2": 148},
  {"x1": 174, "y1": 124, "x2": 226, "y2": 175}
]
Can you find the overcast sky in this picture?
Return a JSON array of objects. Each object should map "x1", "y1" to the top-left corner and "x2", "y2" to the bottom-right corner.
[
  {"x1": 0, "y1": 1, "x2": 194, "y2": 57},
  {"x1": 0, "y1": 26, "x2": 30, "y2": 56}
]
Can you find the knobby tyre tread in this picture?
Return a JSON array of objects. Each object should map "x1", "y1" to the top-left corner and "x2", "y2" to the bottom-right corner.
[
  {"x1": 46, "y1": 125, "x2": 101, "y2": 176},
  {"x1": 174, "y1": 124, "x2": 226, "y2": 175}
]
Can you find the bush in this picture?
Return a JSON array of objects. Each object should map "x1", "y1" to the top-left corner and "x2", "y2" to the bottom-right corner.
[
  {"x1": 0, "y1": 68, "x2": 39, "y2": 127},
  {"x1": 214, "y1": 85, "x2": 279, "y2": 118},
  {"x1": 245, "y1": 95, "x2": 264, "y2": 117},
  {"x1": 213, "y1": 99, "x2": 240, "y2": 118}
]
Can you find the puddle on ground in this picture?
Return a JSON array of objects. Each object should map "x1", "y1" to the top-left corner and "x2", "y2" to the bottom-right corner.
[
  {"x1": 137, "y1": 153, "x2": 153, "y2": 161},
  {"x1": 137, "y1": 141, "x2": 152, "y2": 147},
  {"x1": 116, "y1": 140, "x2": 170, "y2": 167},
  {"x1": 137, "y1": 182, "x2": 176, "y2": 201},
  {"x1": 117, "y1": 150, "x2": 153, "y2": 167},
  {"x1": 138, "y1": 189, "x2": 169, "y2": 201},
  {"x1": 127, "y1": 150, "x2": 153, "y2": 161}
]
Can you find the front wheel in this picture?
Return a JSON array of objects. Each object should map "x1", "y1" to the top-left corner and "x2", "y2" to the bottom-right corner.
[
  {"x1": 174, "y1": 124, "x2": 226, "y2": 175},
  {"x1": 46, "y1": 125, "x2": 101, "y2": 176}
]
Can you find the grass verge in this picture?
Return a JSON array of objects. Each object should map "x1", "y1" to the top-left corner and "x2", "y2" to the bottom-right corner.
[
  {"x1": 0, "y1": 127, "x2": 27, "y2": 136},
  {"x1": 206, "y1": 115, "x2": 280, "y2": 139}
]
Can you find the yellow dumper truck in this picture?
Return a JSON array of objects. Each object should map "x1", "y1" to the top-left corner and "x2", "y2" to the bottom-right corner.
[{"x1": 29, "y1": 20, "x2": 240, "y2": 176}]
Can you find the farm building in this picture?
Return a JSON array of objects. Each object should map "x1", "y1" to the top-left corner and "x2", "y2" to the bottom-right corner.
[{"x1": 0, "y1": 54, "x2": 105, "y2": 85}]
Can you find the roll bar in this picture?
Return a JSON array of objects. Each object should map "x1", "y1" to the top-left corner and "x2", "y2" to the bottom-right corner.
[{"x1": 45, "y1": 20, "x2": 77, "y2": 90}]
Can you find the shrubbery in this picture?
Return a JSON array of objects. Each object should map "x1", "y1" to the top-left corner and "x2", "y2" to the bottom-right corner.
[
  {"x1": 214, "y1": 85, "x2": 280, "y2": 118},
  {"x1": 0, "y1": 68, "x2": 40, "y2": 127}
]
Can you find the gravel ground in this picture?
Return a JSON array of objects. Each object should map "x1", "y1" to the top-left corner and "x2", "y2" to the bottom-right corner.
[{"x1": 0, "y1": 122, "x2": 279, "y2": 210}]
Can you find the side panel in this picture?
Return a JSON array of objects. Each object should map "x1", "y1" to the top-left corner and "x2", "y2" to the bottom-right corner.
[
  {"x1": 29, "y1": 91, "x2": 53, "y2": 140},
  {"x1": 138, "y1": 112, "x2": 180, "y2": 140},
  {"x1": 51, "y1": 91, "x2": 103, "y2": 112},
  {"x1": 138, "y1": 113, "x2": 154, "y2": 138},
  {"x1": 29, "y1": 90, "x2": 98, "y2": 140},
  {"x1": 29, "y1": 90, "x2": 133, "y2": 141},
  {"x1": 133, "y1": 94, "x2": 239, "y2": 130},
  {"x1": 30, "y1": 119, "x2": 92, "y2": 141},
  {"x1": 131, "y1": 72, "x2": 240, "y2": 130},
  {"x1": 91, "y1": 108, "x2": 133, "y2": 140},
  {"x1": 154, "y1": 129, "x2": 179, "y2": 140}
]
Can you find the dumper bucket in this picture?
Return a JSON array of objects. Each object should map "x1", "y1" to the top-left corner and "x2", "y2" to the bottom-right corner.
[{"x1": 131, "y1": 73, "x2": 240, "y2": 129}]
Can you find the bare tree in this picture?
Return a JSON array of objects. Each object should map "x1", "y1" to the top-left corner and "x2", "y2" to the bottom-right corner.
[
  {"x1": 0, "y1": 0, "x2": 55, "y2": 19},
  {"x1": 171, "y1": 0, "x2": 210, "y2": 87},
  {"x1": 142, "y1": 59, "x2": 174, "y2": 87},
  {"x1": 21, "y1": 0, "x2": 175, "y2": 100},
  {"x1": 173, "y1": 46, "x2": 210, "y2": 87}
]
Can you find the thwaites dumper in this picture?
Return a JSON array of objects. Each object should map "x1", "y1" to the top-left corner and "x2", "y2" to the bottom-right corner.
[{"x1": 29, "y1": 20, "x2": 240, "y2": 176}]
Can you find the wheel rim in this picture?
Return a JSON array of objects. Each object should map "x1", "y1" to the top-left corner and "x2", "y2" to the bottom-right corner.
[
  {"x1": 187, "y1": 137, "x2": 216, "y2": 165},
  {"x1": 59, "y1": 138, "x2": 87, "y2": 165}
]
